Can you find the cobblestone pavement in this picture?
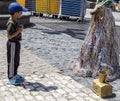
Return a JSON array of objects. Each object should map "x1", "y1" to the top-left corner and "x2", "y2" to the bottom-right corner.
[{"x1": 0, "y1": 9, "x2": 120, "y2": 101}]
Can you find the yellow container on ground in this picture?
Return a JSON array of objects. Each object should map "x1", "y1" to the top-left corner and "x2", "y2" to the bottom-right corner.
[
  {"x1": 93, "y1": 79, "x2": 112, "y2": 97},
  {"x1": 49, "y1": 0, "x2": 60, "y2": 14},
  {"x1": 16, "y1": 0, "x2": 25, "y2": 7},
  {"x1": 36, "y1": 0, "x2": 60, "y2": 14},
  {"x1": 36, "y1": 0, "x2": 48, "y2": 13}
]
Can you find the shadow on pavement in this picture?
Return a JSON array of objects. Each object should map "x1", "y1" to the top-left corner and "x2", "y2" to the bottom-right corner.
[
  {"x1": 30, "y1": 18, "x2": 89, "y2": 40},
  {"x1": 20, "y1": 81, "x2": 58, "y2": 92},
  {"x1": 24, "y1": 23, "x2": 36, "y2": 28},
  {"x1": 103, "y1": 93, "x2": 116, "y2": 99},
  {"x1": 45, "y1": 28, "x2": 86, "y2": 40},
  {"x1": 31, "y1": 27, "x2": 86, "y2": 40}
]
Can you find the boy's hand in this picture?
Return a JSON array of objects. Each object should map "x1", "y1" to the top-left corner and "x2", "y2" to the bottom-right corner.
[
  {"x1": 19, "y1": 24, "x2": 23, "y2": 29},
  {"x1": 17, "y1": 24, "x2": 23, "y2": 33}
]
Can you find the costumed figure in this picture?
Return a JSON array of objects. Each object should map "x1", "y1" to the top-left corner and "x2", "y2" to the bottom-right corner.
[{"x1": 71, "y1": 0, "x2": 120, "y2": 82}]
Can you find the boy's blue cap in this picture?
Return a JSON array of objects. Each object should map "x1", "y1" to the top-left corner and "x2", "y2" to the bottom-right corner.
[{"x1": 8, "y1": 2, "x2": 28, "y2": 13}]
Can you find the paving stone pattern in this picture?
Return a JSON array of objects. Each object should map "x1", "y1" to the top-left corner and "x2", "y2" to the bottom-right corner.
[{"x1": 0, "y1": 10, "x2": 120, "y2": 101}]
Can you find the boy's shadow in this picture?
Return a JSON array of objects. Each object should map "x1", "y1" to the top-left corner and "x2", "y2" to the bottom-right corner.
[{"x1": 20, "y1": 81, "x2": 58, "y2": 92}]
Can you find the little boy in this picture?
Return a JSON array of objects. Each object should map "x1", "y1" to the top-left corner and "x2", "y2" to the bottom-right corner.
[{"x1": 6, "y1": 2, "x2": 28, "y2": 85}]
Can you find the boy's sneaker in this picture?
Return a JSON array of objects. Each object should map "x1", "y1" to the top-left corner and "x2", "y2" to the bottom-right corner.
[
  {"x1": 14, "y1": 74, "x2": 25, "y2": 82},
  {"x1": 8, "y1": 77, "x2": 21, "y2": 85}
]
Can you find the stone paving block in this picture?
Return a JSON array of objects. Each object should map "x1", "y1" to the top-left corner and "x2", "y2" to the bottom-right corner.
[
  {"x1": 40, "y1": 92, "x2": 51, "y2": 98},
  {"x1": 0, "y1": 86, "x2": 8, "y2": 91},
  {"x1": 23, "y1": 91, "x2": 30, "y2": 95},
  {"x1": 45, "y1": 96, "x2": 56, "y2": 101},
  {"x1": 17, "y1": 86, "x2": 25, "y2": 91},
  {"x1": 56, "y1": 89, "x2": 66, "y2": 95},
  {"x1": 51, "y1": 91, "x2": 60, "y2": 98},
  {"x1": 25, "y1": 77, "x2": 33, "y2": 80},
  {"x1": 9, "y1": 88, "x2": 18, "y2": 92},
  {"x1": 65, "y1": 94, "x2": 75, "y2": 101},
  {"x1": 20, "y1": 89, "x2": 27, "y2": 94},
  {"x1": 46, "y1": 81, "x2": 54, "y2": 85},
  {"x1": 24, "y1": 95, "x2": 34, "y2": 100},
  {"x1": 33, "y1": 77, "x2": 40, "y2": 81},
  {"x1": 35, "y1": 95, "x2": 44, "y2": 101},
  {"x1": 0, "y1": 98, "x2": 5, "y2": 101},
  {"x1": 0, "y1": 81, "x2": 4, "y2": 86},
  {"x1": 98, "y1": 99, "x2": 107, "y2": 101},
  {"x1": 85, "y1": 97, "x2": 96, "y2": 101},
  {"x1": 78, "y1": 92, "x2": 89, "y2": 98},
  {"x1": 14, "y1": 93, "x2": 23, "y2": 99},
  {"x1": 14, "y1": 91, "x2": 23, "y2": 98},
  {"x1": 1, "y1": 91, "x2": 12, "y2": 97},
  {"x1": 4, "y1": 96, "x2": 16, "y2": 101},
  {"x1": 18, "y1": 98, "x2": 26, "y2": 101},
  {"x1": 30, "y1": 91, "x2": 40, "y2": 96},
  {"x1": 60, "y1": 79, "x2": 69, "y2": 85},
  {"x1": 69, "y1": 100, "x2": 80, "y2": 101},
  {"x1": 66, "y1": 83, "x2": 76, "y2": 89},
  {"x1": 82, "y1": 88, "x2": 94, "y2": 94},
  {"x1": 69, "y1": 92, "x2": 78, "y2": 97},
  {"x1": 56, "y1": 97, "x2": 68, "y2": 101},
  {"x1": 75, "y1": 96, "x2": 87, "y2": 101},
  {"x1": 89, "y1": 93, "x2": 101, "y2": 100},
  {"x1": 64, "y1": 87, "x2": 73, "y2": 93}
]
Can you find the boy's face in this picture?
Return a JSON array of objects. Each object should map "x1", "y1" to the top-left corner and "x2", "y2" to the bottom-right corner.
[{"x1": 14, "y1": 11, "x2": 22, "y2": 19}]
